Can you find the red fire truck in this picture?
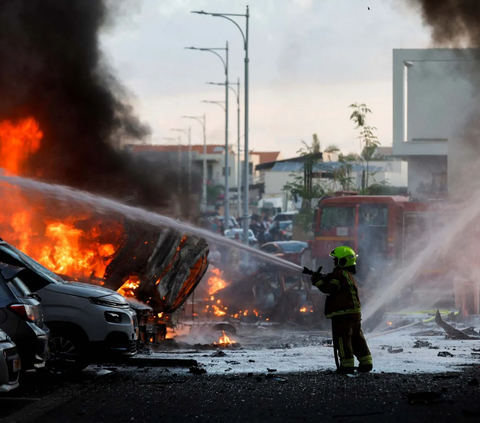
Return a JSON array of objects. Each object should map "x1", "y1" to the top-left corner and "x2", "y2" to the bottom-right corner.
[{"x1": 310, "y1": 192, "x2": 456, "y2": 301}]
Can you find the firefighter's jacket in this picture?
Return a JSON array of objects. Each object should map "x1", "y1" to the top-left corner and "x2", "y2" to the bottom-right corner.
[{"x1": 313, "y1": 267, "x2": 361, "y2": 319}]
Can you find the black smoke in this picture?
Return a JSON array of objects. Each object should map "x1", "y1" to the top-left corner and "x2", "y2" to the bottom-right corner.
[
  {"x1": 409, "y1": 0, "x2": 480, "y2": 46},
  {"x1": 0, "y1": 0, "x2": 188, "y2": 208}
]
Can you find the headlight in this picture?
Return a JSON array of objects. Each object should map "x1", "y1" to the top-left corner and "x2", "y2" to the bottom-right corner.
[
  {"x1": 89, "y1": 297, "x2": 129, "y2": 308},
  {"x1": 105, "y1": 311, "x2": 123, "y2": 323}
]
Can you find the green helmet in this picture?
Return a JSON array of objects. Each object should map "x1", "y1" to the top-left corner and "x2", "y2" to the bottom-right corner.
[{"x1": 329, "y1": 246, "x2": 357, "y2": 267}]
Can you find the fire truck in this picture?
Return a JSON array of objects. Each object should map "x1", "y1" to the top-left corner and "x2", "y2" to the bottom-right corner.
[{"x1": 310, "y1": 192, "x2": 457, "y2": 303}]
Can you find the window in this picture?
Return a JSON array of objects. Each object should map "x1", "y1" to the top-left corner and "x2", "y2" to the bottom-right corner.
[{"x1": 320, "y1": 207, "x2": 355, "y2": 230}]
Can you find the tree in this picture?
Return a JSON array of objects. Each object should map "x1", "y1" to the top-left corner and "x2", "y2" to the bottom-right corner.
[
  {"x1": 324, "y1": 144, "x2": 340, "y2": 154},
  {"x1": 349, "y1": 103, "x2": 380, "y2": 190}
]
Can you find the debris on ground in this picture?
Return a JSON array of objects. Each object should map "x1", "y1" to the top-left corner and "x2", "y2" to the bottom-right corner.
[
  {"x1": 435, "y1": 310, "x2": 475, "y2": 340},
  {"x1": 267, "y1": 368, "x2": 277, "y2": 372},
  {"x1": 437, "y1": 351, "x2": 454, "y2": 357},
  {"x1": 211, "y1": 351, "x2": 227, "y2": 357},
  {"x1": 413, "y1": 340, "x2": 431, "y2": 348},
  {"x1": 467, "y1": 378, "x2": 479, "y2": 386},
  {"x1": 189, "y1": 366, "x2": 207, "y2": 375},
  {"x1": 388, "y1": 346, "x2": 404, "y2": 354}
]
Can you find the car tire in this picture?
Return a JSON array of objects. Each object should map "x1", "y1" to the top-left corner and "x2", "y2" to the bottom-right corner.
[{"x1": 43, "y1": 328, "x2": 90, "y2": 375}]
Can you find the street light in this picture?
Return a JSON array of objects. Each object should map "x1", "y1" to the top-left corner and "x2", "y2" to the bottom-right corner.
[
  {"x1": 163, "y1": 136, "x2": 182, "y2": 196},
  {"x1": 192, "y1": 6, "x2": 250, "y2": 245},
  {"x1": 186, "y1": 44, "x2": 230, "y2": 229},
  {"x1": 183, "y1": 115, "x2": 207, "y2": 212},
  {"x1": 207, "y1": 78, "x2": 241, "y2": 219}
]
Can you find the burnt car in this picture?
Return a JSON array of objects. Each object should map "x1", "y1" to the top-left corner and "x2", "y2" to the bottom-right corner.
[
  {"x1": 260, "y1": 241, "x2": 310, "y2": 266},
  {"x1": 0, "y1": 329, "x2": 20, "y2": 392},
  {"x1": 0, "y1": 263, "x2": 49, "y2": 370}
]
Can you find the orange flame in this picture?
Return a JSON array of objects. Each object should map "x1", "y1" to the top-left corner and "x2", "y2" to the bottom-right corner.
[
  {"x1": 117, "y1": 276, "x2": 141, "y2": 298},
  {"x1": 0, "y1": 117, "x2": 125, "y2": 283},
  {"x1": 212, "y1": 305, "x2": 226, "y2": 317},
  {"x1": 207, "y1": 267, "x2": 228, "y2": 295},
  {"x1": 300, "y1": 307, "x2": 307, "y2": 313},
  {"x1": 0, "y1": 117, "x2": 42, "y2": 175},
  {"x1": 214, "y1": 330, "x2": 233, "y2": 345}
]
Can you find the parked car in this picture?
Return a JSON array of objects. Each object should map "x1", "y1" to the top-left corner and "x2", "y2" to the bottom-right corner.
[
  {"x1": 224, "y1": 229, "x2": 258, "y2": 247},
  {"x1": 0, "y1": 240, "x2": 138, "y2": 375},
  {"x1": 0, "y1": 263, "x2": 49, "y2": 371},
  {"x1": 260, "y1": 241, "x2": 310, "y2": 266},
  {"x1": 0, "y1": 329, "x2": 20, "y2": 392},
  {"x1": 273, "y1": 211, "x2": 298, "y2": 222},
  {"x1": 279, "y1": 221, "x2": 293, "y2": 241}
]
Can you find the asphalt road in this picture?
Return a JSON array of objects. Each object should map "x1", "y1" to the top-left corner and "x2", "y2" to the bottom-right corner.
[{"x1": 1, "y1": 365, "x2": 479, "y2": 423}]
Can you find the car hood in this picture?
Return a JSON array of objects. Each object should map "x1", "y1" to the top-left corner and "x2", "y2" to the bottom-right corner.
[{"x1": 44, "y1": 281, "x2": 128, "y2": 303}]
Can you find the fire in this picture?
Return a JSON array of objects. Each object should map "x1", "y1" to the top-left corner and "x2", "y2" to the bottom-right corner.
[
  {"x1": 0, "y1": 117, "x2": 125, "y2": 283},
  {"x1": 214, "y1": 330, "x2": 233, "y2": 345},
  {"x1": 212, "y1": 305, "x2": 226, "y2": 317},
  {"x1": 0, "y1": 117, "x2": 42, "y2": 175},
  {"x1": 387, "y1": 321, "x2": 393, "y2": 326},
  {"x1": 300, "y1": 307, "x2": 307, "y2": 313},
  {"x1": 117, "y1": 276, "x2": 141, "y2": 298},
  {"x1": 207, "y1": 267, "x2": 228, "y2": 295}
]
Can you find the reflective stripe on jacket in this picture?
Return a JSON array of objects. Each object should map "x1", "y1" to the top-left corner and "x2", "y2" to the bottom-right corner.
[{"x1": 314, "y1": 267, "x2": 361, "y2": 319}]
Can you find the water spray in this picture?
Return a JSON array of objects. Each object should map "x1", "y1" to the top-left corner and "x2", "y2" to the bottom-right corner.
[{"x1": 0, "y1": 174, "x2": 303, "y2": 274}]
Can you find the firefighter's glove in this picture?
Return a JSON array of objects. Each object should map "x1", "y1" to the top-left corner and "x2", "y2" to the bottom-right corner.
[{"x1": 310, "y1": 273, "x2": 326, "y2": 285}]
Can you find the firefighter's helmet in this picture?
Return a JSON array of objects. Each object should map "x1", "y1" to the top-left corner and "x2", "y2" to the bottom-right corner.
[{"x1": 329, "y1": 246, "x2": 357, "y2": 268}]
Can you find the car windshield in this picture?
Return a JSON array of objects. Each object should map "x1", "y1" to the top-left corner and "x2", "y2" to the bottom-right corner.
[
  {"x1": 279, "y1": 242, "x2": 307, "y2": 252},
  {"x1": 0, "y1": 245, "x2": 65, "y2": 285},
  {"x1": 279, "y1": 221, "x2": 292, "y2": 230}
]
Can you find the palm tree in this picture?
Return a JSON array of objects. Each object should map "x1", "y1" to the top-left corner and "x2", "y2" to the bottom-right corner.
[{"x1": 324, "y1": 144, "x2": 340, "y2": 154}]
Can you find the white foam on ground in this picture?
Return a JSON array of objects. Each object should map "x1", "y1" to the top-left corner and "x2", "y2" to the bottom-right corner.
[{"x1": 145, "y1": 324, "x2": 480, "y2": 375}]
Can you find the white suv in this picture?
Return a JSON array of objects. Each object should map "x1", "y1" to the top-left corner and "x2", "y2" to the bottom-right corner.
[{"x1": 0, "y1": 241, "x2": 138, "y2": 374}]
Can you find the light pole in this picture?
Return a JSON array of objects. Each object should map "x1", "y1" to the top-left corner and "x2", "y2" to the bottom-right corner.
[
  {"x1": 207, "y1": 78, "x2": 241, "y2": 219},
  {"x1": 186, "y1": 43, "x2": 230, "y2": 230},
  {"x1": 163, "y1": 136, "x2": 182, "y2": 196},
  {"x1": 171, "y1": 127, "x2": 192, "y2": 201},
  {"x1": 183, "y1": 115, "x2": 207, "y2": 212},
  {"x1": 192, "y1": 6, "x2": 250, "y2": 245}
]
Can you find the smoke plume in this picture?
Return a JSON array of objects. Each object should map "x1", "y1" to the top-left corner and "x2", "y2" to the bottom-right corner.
[
  {"x1": 0, "y1": 0, "x2": 188, "y2": 208},
  {"x1": 409, "y1": 0, "x2": 480, "y2": 46}
]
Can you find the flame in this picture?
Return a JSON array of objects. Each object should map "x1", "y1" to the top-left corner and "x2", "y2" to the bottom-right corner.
[
  {"x1": 0, "y1": 117, "x2": 125, "y2": 283},
  {"x1": 253, "y1": 309, "x2": 259, "y2": 317},
  {"x1": 212, "y1": 305, "x2": 226, "y2": 317},
  {"x1": 300, "y1": 307, "x2": 307, "y2": 313},
  {"x1": 0, "y1": 117, "x2": 42, "y2": 175},
  {"x1": 387, "y1": 321, "x2": 393, "y2": 326},
  {"x1": 117, "y1": 276, "x2": 140, "y2": 298},
  {"x1": 214, "y1": 330, "x2": 233, "y2": 345},
  {"x1": 207, "y1": 267, "x2": 228, "y2": 295}
]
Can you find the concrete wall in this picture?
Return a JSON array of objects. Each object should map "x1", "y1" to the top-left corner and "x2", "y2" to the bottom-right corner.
[{"x1": 392, "y1": 49, "x2": 480, "y2": 193}]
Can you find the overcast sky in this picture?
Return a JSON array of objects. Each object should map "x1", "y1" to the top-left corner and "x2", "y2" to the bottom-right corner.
[{"x1": 101, "y1": 0, "x2": 432, "y2": 158}]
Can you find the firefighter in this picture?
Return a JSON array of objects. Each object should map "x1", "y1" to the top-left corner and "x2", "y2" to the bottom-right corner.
[{"x1": 310, "y1": 246, "x2": 373, "y2": 374}]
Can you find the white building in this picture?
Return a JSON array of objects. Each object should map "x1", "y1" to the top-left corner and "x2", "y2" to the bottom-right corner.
[{"x1": 392, "y1": 48, "x2": 479, "y2": 194}]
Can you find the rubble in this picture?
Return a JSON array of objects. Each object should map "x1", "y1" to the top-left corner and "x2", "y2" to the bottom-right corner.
[
  {"x1": 437, "y1": 351, "x2": 454, "y2": 357},
  {"x1": 388, "y1": 346, "x2": 404, "y2": 354},
  {"x1": 434, "y1": 310, "x2": 476, "y2": 340},
  {"x1": 413, "y1": 340, "x2": 431, "y2": 348}
]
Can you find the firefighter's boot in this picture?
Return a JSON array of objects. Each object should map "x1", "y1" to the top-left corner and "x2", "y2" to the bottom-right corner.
[{"x1": 357, "y1": 355, "x2": 373, "y2": 373}]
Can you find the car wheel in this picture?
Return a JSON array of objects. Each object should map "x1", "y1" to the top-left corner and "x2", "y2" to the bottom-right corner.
[{"x1": 44, "y1": 330, "x2": 89, "y2": 375}]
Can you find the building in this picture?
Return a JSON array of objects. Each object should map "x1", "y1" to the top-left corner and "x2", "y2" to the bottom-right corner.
[
  {"x1": 392, "y1": 48, "x2": 479, "y2": 194},
  {"x1": 127, "y1": 144, "x2": 238, "y2": 188}
]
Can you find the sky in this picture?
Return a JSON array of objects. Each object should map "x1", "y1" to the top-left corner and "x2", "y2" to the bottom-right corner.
[{"x1": 100, "y1": 0, "x2": 433, "y2": 158}]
